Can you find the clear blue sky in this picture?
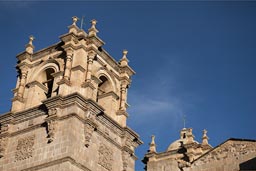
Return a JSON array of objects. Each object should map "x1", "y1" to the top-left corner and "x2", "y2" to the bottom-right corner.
[{"x1": 1, "y1": 1, "x2": 256, "y2": 171}]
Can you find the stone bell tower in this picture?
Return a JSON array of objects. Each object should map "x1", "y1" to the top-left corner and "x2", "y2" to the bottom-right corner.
[{"x1": 0, "y1": 17, "x2": 142, "y2": 171}]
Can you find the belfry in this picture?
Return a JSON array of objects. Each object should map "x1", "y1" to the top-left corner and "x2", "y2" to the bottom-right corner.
[{"x1": 0, "y1": 17, "x2": 142, "y2": 171}]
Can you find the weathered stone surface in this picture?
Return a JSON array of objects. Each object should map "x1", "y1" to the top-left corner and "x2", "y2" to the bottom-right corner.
[
  {"x1": 0, "y1": 16, "x2": 142, "y2": 171},
  {"x1": 144, "y1": 129, "x2": 256, "y2": 171}
]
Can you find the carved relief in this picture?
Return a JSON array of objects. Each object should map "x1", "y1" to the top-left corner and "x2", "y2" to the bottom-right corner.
[
  {"x1": 122, "y1": 151, "x2": 129, "y2": 171},
  {"x1": 177, "y1": 159, "x2": 191, "y2": 169},
  {"x1": 84, "y1": 123, "x2": 94, "y2": 147},
  {"x1": 0, "y1": 137, "x2": 8, "y2": 158},
  {"x1": 15, "y1": 135, "x2": 35, "y2": 161},
  {"x1": 47, "y1": 120, "x2": 57, "y2": 143},
  {"x1": 48, "y1": 108, "x2": 57, "y2": 116},
  {"x1": 198, "y1": 141, "x2": 256, "y2": 164},
  {"x1": 98, "y1": 143, "x2": 113, "y2": 170}
]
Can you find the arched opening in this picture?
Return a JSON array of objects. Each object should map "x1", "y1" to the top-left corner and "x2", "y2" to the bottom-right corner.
[
  {"x1": 97, "y1": 76, "x2": 111, "y2": 102},
  {"x1": 42, "y1": 68, "x2": 55, "y2": 98},
  {"x1": 183, "y1": 133, "x2": 186, "y2": 139}
]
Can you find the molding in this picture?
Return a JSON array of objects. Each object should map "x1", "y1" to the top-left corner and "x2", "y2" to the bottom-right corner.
[
  {"x1": 0, "y1": 112, "x2": 13, "y2": 123},
  {"x1": 81, "y1": 81, "x2": 96, "y2": 90},
  {"x1": 31, "y1": 43, "x2": 61, "y2": 62},
  {"x1": 52, "y1": 71, "x2": 63, "y2": 78},
  {"x1": 26, "y1": 80, "x2": 48, "y2": 93},
  {"x1": 97, "y1": 91, "x2": 119, "y2": 100},
  {"x1": 71, "y1": 65, "x2": 86, "y2": 72},
  {"x1": 21, "y1": 156, "x2": 91, "y2": 171},
  {"x1": 13, "y1": 105, "x2": 47, "y2": 124},
  {"x1": 116, "y1": 110, "x2": 129, "y2": 117},
  {"x1": 57, "y1": 78, "x2": 71, "y2": 86}
]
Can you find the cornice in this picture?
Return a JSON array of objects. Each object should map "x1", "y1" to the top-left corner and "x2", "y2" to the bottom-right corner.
[
  {"x1": 124, "y1": 126, "x2": 143, "y2": 145},
  {"x1": 97, "y1": 91, "x2": 119, "y2": 100},
  {"x1": 0, "y1": 112, "x2": 13, "y2": 123},
  {"x1": 87, "y1": 35, "x2": 105, "y2": 47},
  {"x1": 31, "y1": 43, "x2": 61, "y2": 61},
  {"x1": 120, "y1": 65, "x2": 136, "y2": 76},
  {"x1": 21, "y1": 156, "x2": 91, "y2": 171},
  {"x1": 42, "y1": 93, "x2": 104, "y2": 116},
  {"x1": 26, "y1": 81, "x2": 48, "y2": 93},
  {"x1": 13, "y1": 105, "x2": 47, "y2": 124},
  {"x1": 71, "y1": 65, "x2": 86, "y2": 72}
]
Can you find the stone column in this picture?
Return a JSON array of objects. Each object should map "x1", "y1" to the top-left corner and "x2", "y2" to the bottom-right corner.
[
  {"x1": 64, "y1": 48, "x2": 73, "y2": 81},
  {"x1": 120, "y1": 80, "x2": 128, "y2": 111},
  {"x1": 85, "y1": 51, "x2": 95, "y2": 82},
  {"x1": 17, "y1": 67, "x2": 28, "y2": 98}
]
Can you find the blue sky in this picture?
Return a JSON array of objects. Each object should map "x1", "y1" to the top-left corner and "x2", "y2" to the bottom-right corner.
[{"x1": 1, "y1": 1, "x2": 256, "y2": 170}]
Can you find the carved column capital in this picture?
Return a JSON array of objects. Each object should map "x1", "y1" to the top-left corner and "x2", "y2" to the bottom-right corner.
[
  {"x1": 65, "y1": 48, "x2": 74, "y2": 59},
  {"x1": 85, "y1": 50, "x2": 96, "y2": 82}
]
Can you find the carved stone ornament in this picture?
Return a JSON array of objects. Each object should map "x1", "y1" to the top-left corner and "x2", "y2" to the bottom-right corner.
[
  {"x1": 84, "y1": 123, "x2": 94, "y2": 147},
  {"x1": 98, "y1": 143, "x2": 113, "y2": 170},
  {"x1": 47, "y1": 120, "x2": 57, "y2": 143},
  {"x1": 197, "y1": 141, "x2": 256, "y2": 165},
  {"x1": 122, "y1": 151, "x2": 129, "y2": 171},
  {"x1": 48, "y1": 108, "x2": 57, "y2": 116},
  {"x1": 0, "y1": 137, "x2": 8, "y2": 158},
  {"x1": 15, "y1": 135, "x2": 35, "y2": 161},
  {"x1": 177, "y1": 159, "x2": 191, "y2": 169}
]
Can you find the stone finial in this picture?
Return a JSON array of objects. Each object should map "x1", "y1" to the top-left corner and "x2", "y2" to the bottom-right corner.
[
  {"x1": 88, "y1": 19, "x2": 99, "y2": 37},
  {"x1": 91, "y1": 19, "x2": 97, "y2": 28},
  {"x1": 149, "y1": 135, "x2": 156, "y2": 153},
  {"x1": 120, "y1": 49, "x2": 129, "y2": 67},
  {"x1": 187, "y1": 128, "x2": 194, "y2": 143},
  {"x1": 72, "y1": 16, "x2": 79, "y2": 26},
  {"x1": 202, "y1": 129, "x2": 209, "y2": 145},
  {"x1": 68, "y1": 16, "x2": 80, "y2": 35},
  {"x1": 25, "y1": 35, "x2": 35, "y2": 54}
]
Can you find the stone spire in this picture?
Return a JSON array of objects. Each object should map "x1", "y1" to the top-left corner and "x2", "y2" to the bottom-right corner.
[
  {"x1": 149, "y1": 135, "x2": 157, "y2": 153},
  {"x1": 88, "y1": 19, "x2": 99, "y2": 37},
  {"x1": 25, "y1": 35, "x2": 34, "y2": 54},
  {"x1": 202, "y1": 129, "x2": 209, "y2": 145},
  {"x1": 119, "y1": 49, "x2": 129, "y2": 67}
]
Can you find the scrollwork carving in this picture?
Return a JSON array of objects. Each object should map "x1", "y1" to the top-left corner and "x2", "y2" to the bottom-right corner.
[
  {"x1": 48, "y1": 108, "x2": 57, "y2": 116},
  {"x1": 15, "y1": 135, "x2": 35, "y2": 161},
  {"x1": 0, "y1": 137, "x2": 8, "y2": 158},
  {"x1": 47, "y1": 120, "x2": 57, "y2": 143},
  {"x1": 122, "y1": 151, "x2": 129, "y2": 171},
  {"x1": 84, "y1": 123, "x2": 94, "y2": 147},
  {"x1": 98, "y1": 143, "x2": 113, "y2": 170},
  {"x1": 198, "y1": 141, "x2": 256, "y2": 164}
]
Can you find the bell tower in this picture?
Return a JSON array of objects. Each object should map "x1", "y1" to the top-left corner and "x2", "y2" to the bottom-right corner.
[{"x1": 0, "y1": 17, "x2": 142, "y2": 171}]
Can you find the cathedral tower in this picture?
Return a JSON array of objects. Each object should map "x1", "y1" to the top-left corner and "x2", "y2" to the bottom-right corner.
[{"x1": 0, "y1": 17, "x2": 142, "y2": 171}]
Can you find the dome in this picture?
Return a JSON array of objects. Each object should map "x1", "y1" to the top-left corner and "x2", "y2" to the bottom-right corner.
[
  {"x1": 166, "y1": 128, "x2": 199, "y2": 151},
  {"x1": 167, "y1": 139, "x2": 188, "y2": 151}
]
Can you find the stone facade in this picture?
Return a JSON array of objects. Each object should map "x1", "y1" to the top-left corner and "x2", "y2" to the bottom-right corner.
[
  {"x1": 0, "y1": 17, "x2": 142, "y2": 171},
  {"x1": 143, "y1": 128, "x2": 256, "y2": 171},
  {"x1": 1, "y1": 16, "x2": 256, "y2": 171}
]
